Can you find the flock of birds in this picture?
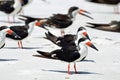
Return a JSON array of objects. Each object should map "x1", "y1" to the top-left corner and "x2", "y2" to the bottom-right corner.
[{"x1": 0, "y1": 0, "x2": 120, "y2": 74}]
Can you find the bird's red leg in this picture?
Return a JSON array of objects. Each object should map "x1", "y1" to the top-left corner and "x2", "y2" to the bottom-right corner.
[
  {"x1": 18, "y1": 41, "x2": 21, "y2": 48},
  {"x1": 13, "y1": 15, "x2": 15, "y2": 23},
  {"x1": 20, "y1": 40, "x2": 23, "y2": 49},
  {"x1": 116, "y1": 6, "x2": 119, "y2": 14},
  {"x1": 68, "y1": 63, "x2": 70, "y2": 74},
  {"x1": 18, "y1": 41, "x2": 23, "y2": 49},
  {"x1": 114, "y1": 6, "x2": 119, "y2": 14},
  {"x1": 74, "y1": 63, "x2": 77, "y2": 74},
  {"x1": 61, "y1": 29, "x2": 65, "y2": 36},
  {"x1": 21, "y1": 10, "x2": 24, "y2": 15},
  {"x1": 8, "y1": 16, "x2": 11, "y2": 24}
]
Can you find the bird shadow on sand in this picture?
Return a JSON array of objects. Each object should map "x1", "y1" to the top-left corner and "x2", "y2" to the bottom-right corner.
[
  {"x1": 82, "y1": 59, "x2": 95, "y2": 63},
  {"x1": 3, "y1": 47, "x2": 42, "y2": 49},
  {"x1": 0, "y1": 59, "x2": 18, "y2": 62},
  {"x1": 42, "y1": 69, "x2": 102, "y2": 75},
  {"x1": 0, "y1": 20, "x2": 23, "y2": 24}
]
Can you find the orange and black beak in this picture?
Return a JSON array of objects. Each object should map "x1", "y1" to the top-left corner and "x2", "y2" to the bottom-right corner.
[
  {"x1": 7, "y1": 29, "x2": 21, "y2": 39},
  {"x1": 86, "y1": 40, "x2": 98, "y2": 51},
  {"x1": 79, "y1": 9, "x2": 93, "y2": 20},
  {"x1": 35, "y1": 20, "x2": 48, "y2": 30},
  {"x1": 35, "y1": 21, "x2": 41, "y2": 26},
  {"x1": 82, "y1": 31, "x2": 91, "y2": 40}
]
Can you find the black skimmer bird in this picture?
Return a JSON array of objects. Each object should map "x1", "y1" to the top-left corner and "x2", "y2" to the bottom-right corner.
[
  {"x1": 44, "y1": 27, "x2": 91, "y2": 61},
  {"x1": 36, "y1": 38, "x2": 98, "y2": 74},
  {"x1": 86, "y1": 20, "x2": 120, "y2": 32},
  {"x1": 0, "y1": 0, "x2": 32, "y2": 23},
  {"x1": 86, "y1": 0, "x2": 120, "y2": 14},
  {"x1": 44, "y1": 27, "x2": 91, "y2": 47},
  {"x1": 5, "y1": 15, "x2": 40, "y2": 48},
  {"x1": 35, "y1": 6, "x2": 93, "y2": 35},
  {"x1": 0, "y1": 26, "x2": 21, "y2": 49}
]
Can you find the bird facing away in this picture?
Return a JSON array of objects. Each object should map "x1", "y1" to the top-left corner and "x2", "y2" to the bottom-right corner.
[
  {"x1": 36, "y1": 38, "x2": 98, "y2": 74},
  {"x1": 86, "y1": 20, "x2": 120, "y2": 32},
  {"x1": 0, "y1": 26, "x2": 21, "y2": 49}
]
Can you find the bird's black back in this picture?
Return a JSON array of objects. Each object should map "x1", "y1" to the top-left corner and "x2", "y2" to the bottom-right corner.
[
  {"x1": 6, "y1": 26, "x2": 28, "y2": 40},
  {"x1": 46, "y1": 14, "x2": 73, "y2": 28},
  {"x1": 57, "y1": 34, "x2": 76, "y2": 47},
  {"x1": 51, "y1": 49, "x2": 80, "y2": 62}
]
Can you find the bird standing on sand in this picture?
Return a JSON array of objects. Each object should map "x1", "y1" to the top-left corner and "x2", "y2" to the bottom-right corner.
[
  {"x1": 35, "y1": 6, "x2": 93, "y2": 36},
  {"x1": 36, "y1": 38, "x2": 98, "y2": 74}
]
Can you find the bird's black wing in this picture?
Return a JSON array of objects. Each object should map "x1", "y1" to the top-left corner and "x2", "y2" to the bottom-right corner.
[
  {"x1": 34, "y1": 50, "x2": 59, "y2": 60},
  {"x1": 46, "y1": 14, "x2": 72, "y2": 28},
  {"x1": 6, "y1": 26, "x2": 28, "y2": 40},
  {"x1": 44, "y1": 31, "x2": 58, "y2": 45}
]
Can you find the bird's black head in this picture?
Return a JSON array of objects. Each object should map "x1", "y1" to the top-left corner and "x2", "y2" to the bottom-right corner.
[
  {"x1": 68, "y1": 6, "x2": 79, "y2": 17},
  {"x1": 77, "y1": 26, "x2": 86, "y2": 32},
  {"x1": 68, "y1": 6, "x2": 79, "y2": 14},
  {"x1": 78, "y1": 37, "x2": 98, "y2": 51},
  {"x1": 68, "y1": 6, "x2": 93, "y2": 20},
  {"x1": 77, "y1": 27, "x2": 91, "y2": 40}
]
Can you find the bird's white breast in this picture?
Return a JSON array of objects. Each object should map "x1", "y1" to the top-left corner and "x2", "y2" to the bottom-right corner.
[{"x1": 74, "y1": 45, "x2": 88, "y2": 62}]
